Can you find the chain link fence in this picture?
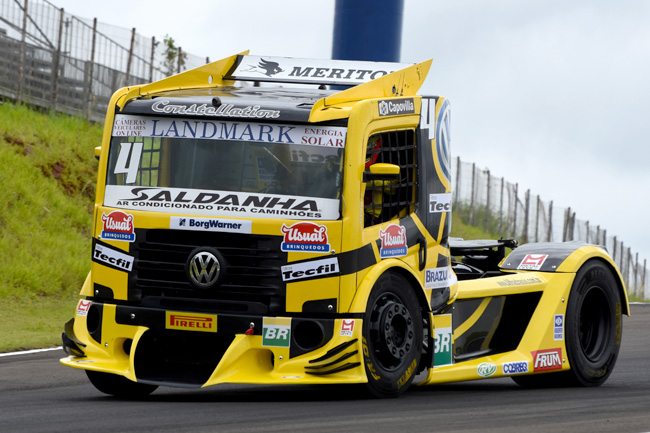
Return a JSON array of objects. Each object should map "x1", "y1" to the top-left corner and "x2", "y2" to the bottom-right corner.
[
  {"x1": 452, "y1": 156, "x2": 648, "y2": 300},
  {"x1": 0, "y1": 0, "x2": 206, "y2": 121}
]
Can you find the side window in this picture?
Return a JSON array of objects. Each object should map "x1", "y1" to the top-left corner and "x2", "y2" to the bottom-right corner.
[{"x1": 364, "y1": 130, "x2": 417, "y2": 227}]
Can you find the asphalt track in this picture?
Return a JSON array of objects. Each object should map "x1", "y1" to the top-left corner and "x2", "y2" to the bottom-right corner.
[{"x1": 1, "y1": 304, "x2": 649, "y2": 433}]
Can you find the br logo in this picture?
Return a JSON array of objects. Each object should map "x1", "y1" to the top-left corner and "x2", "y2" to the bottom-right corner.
[{"x1": 262, "y1": 317, "x2": 291, "y2": 348}]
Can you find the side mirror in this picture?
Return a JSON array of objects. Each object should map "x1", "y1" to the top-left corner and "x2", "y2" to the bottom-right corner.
[
  {"x1": 363, "y1": 163, "x2": 400, "y2": 182},
  {"x1": 94, "y1": 146, "x2": 101, "y2": 160}
]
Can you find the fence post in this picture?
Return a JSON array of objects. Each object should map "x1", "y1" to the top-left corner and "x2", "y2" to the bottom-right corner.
[
  {"x1": 17, "y1": 0, "x2": 29, "y2": 103},
  {"x1": 523, "y1": 189, "x2": 530, "y2": 243},
  {"x1": 612, "y1": 236, "x2": 617, "y2": 266},
  {"x1": 149, "y1": 36, "x2": 156, "y2": 82},
  {"x1": 51, "y1": 7, "x2": 65, "y2": 113},
  {"x1": 498, "y1": 177, "x2": 504, "y2": 235},
  {"x1": 86, "y1": 17, "x2": 97, "y2": 120},
  {"x1": 643, "y1": 259, "x2": 647, "y2": 300},
  {"x1": 454, "y1": 157, "x2": 461, "y2": 208},
  {"x1": 125, "y1": 27, "x2": 136, "y2": 83},
  {"x1": 469, "y1": 162, "x2": 476, "y2": 226},
  {"x1": 634, "y1": 252, "x2": 639, "y2": 297},
  {"x1": 534, "y1": 195, "x2": 540, "y2": 242},
  {"x1": 585, "y1": 221, "x2": 590, "y2": 243},
  {"x1": 512, "y1": 183, "x2": 518, "y2": 238},
  {"x1": 484, "y1": 169, "x2": 490, "y2": 233},
  {"x1": 177, "y1": 46, "x2": 183, "y2": 74},
  {"x1": 547, "y1": 200, "x2": 553, "y2": 242}
]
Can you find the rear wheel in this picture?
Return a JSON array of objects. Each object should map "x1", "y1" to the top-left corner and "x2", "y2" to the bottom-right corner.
[
  {"x1": 362, "y1": 272, "x2": 423, "y2": 398},
  {"x1": 86, "y1": 370, "x2": 158, "y2": 398},
  {"x1": 513, "y1": 260, "x2": 622, "y2": 388}
]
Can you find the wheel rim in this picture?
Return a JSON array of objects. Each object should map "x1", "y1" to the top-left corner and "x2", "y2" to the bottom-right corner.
[
  {"x1": 578, "y1": 285, "x2": 611, "y2": 362},
  {"x1": 369, "y1": 294, "x2": 415, "y2": 371}
]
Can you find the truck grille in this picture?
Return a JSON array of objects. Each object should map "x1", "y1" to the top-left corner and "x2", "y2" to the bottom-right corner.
[{"x1": 129, "y1": 229, "x2": 286, "y2": 313}]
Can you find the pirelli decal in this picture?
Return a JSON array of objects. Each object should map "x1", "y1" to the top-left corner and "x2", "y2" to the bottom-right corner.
[{"x1": 165, "y1": 312, "x2": 217, "y2": 333}]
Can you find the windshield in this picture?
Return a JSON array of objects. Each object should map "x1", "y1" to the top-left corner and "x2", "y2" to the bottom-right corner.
[{"x1": 104, "y1": 115, "x2": 346, "y2": 220}]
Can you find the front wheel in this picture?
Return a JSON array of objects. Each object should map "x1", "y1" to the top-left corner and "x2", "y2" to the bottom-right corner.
[
  {"x1": 513, "y1": 260, "x2": 623, "y2": 388},
  {"x1": 362, "y1": 272, "x2": 423, "y2": 398},
  {"x1": 86, "y1": 370, "x2": 158, "y2": 398}
]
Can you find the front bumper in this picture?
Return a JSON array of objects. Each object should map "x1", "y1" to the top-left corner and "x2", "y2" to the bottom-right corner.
[{"x1": 60, "y1": 300, "x2": 366, "y2": 388}]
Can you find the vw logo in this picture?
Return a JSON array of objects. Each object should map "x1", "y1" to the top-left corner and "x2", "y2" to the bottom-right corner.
[{"x1": 188, "y1": 250, "x2": 221, "y2": 288}]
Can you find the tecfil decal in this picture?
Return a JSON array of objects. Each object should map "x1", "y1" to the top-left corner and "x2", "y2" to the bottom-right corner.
[
  {"x1": 281, "y1": 257, "x2": 338, "y2": 282},
  {"x1": 517, "y1": 254, "x2": 549, "y2": 270},
  {"x1": 281, "y1": 222, "x2": 330, "y2": 252},
  {"x1": 532, "y1": 348, "x2": 563, "y2": 372},
  {"x1": 429, "y1": 193, "x2": 452, "y2": 213},
  {"x1": 100, "y1": 210, "x2": 135, "y2": 242},
  {"x1": 379, "y1": 224, "x2": 407, "y2": 258}
]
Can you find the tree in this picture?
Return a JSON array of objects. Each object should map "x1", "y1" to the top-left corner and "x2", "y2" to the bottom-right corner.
[{"x1": 160, "y1": 35, "x2": 187, "y2": 77}]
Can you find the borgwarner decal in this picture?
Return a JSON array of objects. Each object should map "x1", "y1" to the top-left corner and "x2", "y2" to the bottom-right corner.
[
  {"x1": 379, "y1": 224, "x2": 407, "y2": 258},
  {"x1": 170, "y1": 216, "x2": 252, "y2": 234},
  {"x1": 100, "y1": 210, "x2": 135, "y2": 242},
  {"x1": 104, "y1": 186, "x2": 339, "y2": 220},
  {"x1": 281, "y1": 257, "x2": 338, "y2": 282},
  {"x1": 112, "y1": 114, "x2": 346, "y2": 148},
  {"x1": 281, "y1": 222, "x2": 330, "y2": 253},
  {"x1": 425, "y1": 266, "x2": 457, "y2": 289}
]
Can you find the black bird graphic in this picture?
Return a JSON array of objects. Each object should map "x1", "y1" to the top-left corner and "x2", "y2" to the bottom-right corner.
[{"x1": 258, "y1": 58, "x2": 284, "y2": 76}]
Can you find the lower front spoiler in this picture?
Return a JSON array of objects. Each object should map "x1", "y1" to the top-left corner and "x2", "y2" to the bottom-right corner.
[{"x1": 60, "y1": 301, "x2": 367, "y2": 388}]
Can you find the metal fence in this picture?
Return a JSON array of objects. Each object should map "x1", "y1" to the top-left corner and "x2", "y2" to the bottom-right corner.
[
  {"x1": 0, "y1": 0, "x2": 206, "y2": 121},
  {"x1": 452, "y1": 156, "x2": 648, "y2": 300}
]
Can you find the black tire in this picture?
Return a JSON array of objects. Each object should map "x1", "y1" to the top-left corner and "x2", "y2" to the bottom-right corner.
[
  {"x1": 513, "y1": 260, "x2": 622, "y2": 388},
  {"x1": 86, "y1": 370, "x2": 158, "y2": 398},
  {"x1": 362, "y1": 272, "x2": 423, "y2": 398}
]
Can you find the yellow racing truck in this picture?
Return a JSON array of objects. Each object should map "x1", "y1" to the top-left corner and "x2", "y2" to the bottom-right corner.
[{"x1": 61, "y1": 53, "x2": 628, "y2": 398}]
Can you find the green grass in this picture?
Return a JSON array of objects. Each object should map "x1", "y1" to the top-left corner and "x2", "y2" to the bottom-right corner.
[{"x1": 0, "y1": 102, "x2": 100, "y2": 352}]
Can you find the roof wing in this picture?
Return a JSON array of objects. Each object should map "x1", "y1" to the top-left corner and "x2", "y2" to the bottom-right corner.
[
  {"x1": 225, "y1": 55, "x2": 414, "y2": 87},
  {"x1": 309, "y1": 59, "x2": 432, "y2": 122}
]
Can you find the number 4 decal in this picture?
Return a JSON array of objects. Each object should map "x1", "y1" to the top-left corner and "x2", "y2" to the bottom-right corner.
[{"x1": 114, "y1": 142, "x2": 143, "y2": 184}]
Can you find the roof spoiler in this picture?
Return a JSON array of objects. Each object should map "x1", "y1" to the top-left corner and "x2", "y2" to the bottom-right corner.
[
  {"x1": 115, "y1": 52, "x2": 432, "y2": 117},
  {"x1": 225, "y1": 55, "x2": 415, "y2": 87}
]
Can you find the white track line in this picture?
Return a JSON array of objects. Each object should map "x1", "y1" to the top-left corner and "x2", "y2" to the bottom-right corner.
[{"x1": 0, "y1": 347, "x2": 62, "y2": 358}]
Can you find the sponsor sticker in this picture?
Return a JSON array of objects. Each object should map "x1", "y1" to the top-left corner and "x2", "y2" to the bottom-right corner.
[
  {"x1": 502, "y1": 361, "x2": 529, "y2": 375},
  {"x1": 532, "y1": 348, "x2": 563, "y2": 372},
  {"x1": 93, "y1": 243, "x2": 134, "y2": 272},
  {"x1": 554, "y1": 314, "x2": 564, "y2": 341},
  {"x1": 429, "y1": 193, "x2": 452, "y2": 213},
  {"x1": 496, "y1": 276, "x2": 544, "y2": 287},
  {"x1": 433, "y1": 314, "x2": 453, "y2": 367},
  {"x1": 100, "y1": 210, "x2": 135, "y2": 242},
  {"x1": 170, "y1": 216, "x2": 252, "y2": 234},
  {"x1": 76, "y1": 300, "x2": 91, "y2": 317},
  {"x1": 112, "y1": 115, "x2": 346, "y2": 148},
  {"x1": 425, "y1": 266, "x2": 457, "y2": 290},
  {"x1": 281, "y1": 222, "x2": 330, "y2": 253},
  {"x1": 477, "y1": 362, "x2": 497, "y2": 378},
  {"x1": 166, "y1": 312, "x2": 217, "y2": 333},
  {"x1": 105, "y1": 185, "x2": 339, "y2": 220},
  {"x1": 281, "y1": 257, "x2": 338, "y2": 282},
  {"x1": 379, "y1": 224, "x2": 407, "y2": 258},
  {"x1": 340, "y1": 319, "x2": 355, "y2": 337},
  {"x1": 517, "y1": 254, "x2": 549, "y2": 270},
  {"x1": 262, "y1": 317, "x2": 291, "y2": 348},
  {"x1": 378, "y1": 98, "x2": 416, "y2": 117},
  {"x1": 228, "y1": 55, "x2": 413, "y2": 86}
]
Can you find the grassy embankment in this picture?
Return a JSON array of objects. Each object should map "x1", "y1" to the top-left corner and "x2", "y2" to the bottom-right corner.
[
  {"x1": 0, "y1": 103, "x2": 100, "y2": 352},
  {"x1": 0, "y1": 103, "x2": 540, "y2": 353}
]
